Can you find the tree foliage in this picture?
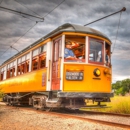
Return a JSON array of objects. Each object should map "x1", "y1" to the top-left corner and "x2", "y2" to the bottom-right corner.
[{"x1": 112, "y1": 79, "x2": 130, "y2": 96}]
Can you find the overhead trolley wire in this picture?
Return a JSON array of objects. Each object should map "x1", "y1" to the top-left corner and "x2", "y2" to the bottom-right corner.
[
  {"x1": 10, "y1": 46, "x2": 19, "y2": 52},
  {"x1": 0, "y1": 0, "x2": 66, "y2": 60},
  {"x1": 83, "y1": 7, "x2": 126, "y2": 54},
  {"x1": 43, "y1": 0, "x2": 65, "y2": 18},
  {"x1": 112, "y1": 12, "x2": 122, "y2": 53},
  {"x1": 13, "y1": 0, "x2": 44, "y2": 22},
  {"x1": 14, "y1": 0, "x2": 42, "y2": 17},
  {"x1": 0, "y1": 6, "x2": 44, "y2": 20},
  {"x1": 0, "y1": 22, "x2": 37, "y2": 58}
]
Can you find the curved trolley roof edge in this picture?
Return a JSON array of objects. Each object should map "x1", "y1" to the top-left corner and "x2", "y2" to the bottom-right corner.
[{"x1": 1, "y1": 23, "x2": 112, "y2": 66}]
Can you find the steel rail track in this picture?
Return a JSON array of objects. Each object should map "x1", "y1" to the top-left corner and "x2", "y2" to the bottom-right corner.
[
  {"x1": 49, "y1": 112, "x2": 130, "y2": 129},
  {"x1": 75, "y1": 109, "x2": 130, "y2": 117}
]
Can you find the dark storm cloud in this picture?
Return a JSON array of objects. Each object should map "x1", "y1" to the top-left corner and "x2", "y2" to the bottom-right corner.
[{"x1": 0, "y1": 0, "x2": 130, "y2": 82}]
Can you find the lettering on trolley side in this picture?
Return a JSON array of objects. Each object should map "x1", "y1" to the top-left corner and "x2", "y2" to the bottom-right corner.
[
  {"x1": 9, "y1": 82, "x2": 22, "y2": 87},
  {"x1": 42, "y1": 73, "x2": 46, "y2": 86}
]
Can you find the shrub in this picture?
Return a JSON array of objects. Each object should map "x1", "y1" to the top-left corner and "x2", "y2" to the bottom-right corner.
[{"x1": 0, "y1": 88, "x2": 4, "y2": 101}]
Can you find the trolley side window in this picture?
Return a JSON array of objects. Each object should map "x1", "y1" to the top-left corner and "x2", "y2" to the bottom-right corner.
[
  {"x1": 39, "y1": 45, "x2": 46, "y2": 68},
  {"x1": 32, "y1": 44, "x2": 46, "y2": 71},
  {"x1": 32, "y1": 50, "x2": 38, "y2": 71},
  {"x1": 17, "y1": 53, "x2": 30, "y2": 75},
  {"x1": 0, "y1": 66, "x2": 6, "y2": 80},
  {"x1": 7, "y1": 61, "x2": 16, "y2": 78},
  {"x1": 0, "y1": 67, "x2": 4, "y2": 81},
  {"x1": 89, "y1": 38, "x2": 104, "y2": 64},
  {"x1": 0, "y1": 73, "x2": 3, "y2": 81},
  {"x1": 105, "y1": 43, "x2": 111, "y2": 67}
]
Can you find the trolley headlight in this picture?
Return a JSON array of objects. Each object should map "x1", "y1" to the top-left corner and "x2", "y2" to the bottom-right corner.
[
  {"x1": 94, "y1": 68, "x2": 101, "y2": 77},
  {"x1": 66, "y1": 71, "x2": 83, "y2": 81},
  {"x1": 104, "y1": 68, "x2": 111, "y2": 75}
]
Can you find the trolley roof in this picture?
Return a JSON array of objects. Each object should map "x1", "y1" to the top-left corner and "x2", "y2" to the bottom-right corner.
[
  {"x1": 1, "y1": 23, "x2": 111, "y2": 65},
  {"x1": 45, "y1": 23, "x2": 111, "y2": 42}
]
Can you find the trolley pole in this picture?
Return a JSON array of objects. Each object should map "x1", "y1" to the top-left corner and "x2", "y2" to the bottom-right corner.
[{"x1": 84, "y1": 7, "x2": 126, "y2": 26}]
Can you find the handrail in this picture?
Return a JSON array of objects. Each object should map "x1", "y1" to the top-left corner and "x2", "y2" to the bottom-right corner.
[
  {"x1": 48, "y1": 60, "x2": 51, "y2": 81},
  {"x1": 58, "y1": 57, "x2": 62, "y2": 79}
]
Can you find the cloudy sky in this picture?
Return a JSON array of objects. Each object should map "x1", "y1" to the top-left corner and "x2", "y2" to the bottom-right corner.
[{"x1": 0, "y1": 0, "x2": 130, "y2": 83}]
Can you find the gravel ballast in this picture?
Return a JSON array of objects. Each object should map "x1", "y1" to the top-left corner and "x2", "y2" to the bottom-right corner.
[{"x1": 0, "y1": 105, "x2": 127, "y2": 130}]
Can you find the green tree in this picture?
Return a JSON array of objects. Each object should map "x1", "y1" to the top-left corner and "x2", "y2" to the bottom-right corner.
[
  {"x1": 112, "y1": 79, "x2": 130, "y2": 96},
  {"x1": 124, "y1": 79, "x2": 130, "y2": 93},
  {"x1": 112, "y1": 81, "x2": 121, "y2": 95}
]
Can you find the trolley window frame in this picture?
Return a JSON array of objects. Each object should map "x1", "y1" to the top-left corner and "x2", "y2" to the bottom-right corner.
[
  {"x1": 88, "y1": 37, "x2": 104, "y2": 65},
  {"x1": 64, "y1": 35, "x2": 86, "y2": 63}
]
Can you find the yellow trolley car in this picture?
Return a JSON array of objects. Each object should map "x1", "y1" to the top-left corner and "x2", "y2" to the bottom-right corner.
[{"x1": 0, "y1": 23, "x2": 113, "y2": 109}]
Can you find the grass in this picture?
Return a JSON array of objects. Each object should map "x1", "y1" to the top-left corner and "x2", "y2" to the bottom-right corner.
[
  {"x1": 105, "y1": 96, "x2": 130, "y2": 114},
  {"x1": 81, "y1": 96, "x2": 130, "y2": 114}
]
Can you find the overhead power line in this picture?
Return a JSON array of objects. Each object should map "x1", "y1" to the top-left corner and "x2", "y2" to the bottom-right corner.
[
  {"x1": 14, "y1": 0, "x2": 42, "y2": 17},
  {"x1": 0, "y1": 0, "x2": 66, "y2": 60},
  {"x1": 84, "y1": 7, "x2": 126, "y2": 26},
  {"x1": 10, "y1": 46, "x2": 19, "y2": 52},
  {"x1": 0, "y1": 6, "x2": 44, "y2": 20},
  {"x1": 83, "y1": 7, "x2": 126, "y2": 54},
  {"x1": 112, "y1": 11, "x2": 122, "y2": 53},
  {"x1": 0, "y1": 22, "x2": 37, "y2": 58},
  {"x1": 13, "y1": 0, "x2": 43, "y2": 22},
  {"x1": 44, "y1": 0, "x2": 65, "y2": 18}
]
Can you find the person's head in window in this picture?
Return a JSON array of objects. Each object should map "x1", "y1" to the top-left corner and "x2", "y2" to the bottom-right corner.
[
  {"x1": 65, "y1": 41, "x2": 72, "y2": 49},
  {"x1": 105, "y1": 48, "x2": 110, "y2": 67},
  {"x1": 64, "y1": 41, "x2": 77, "y2": 60},
  {"x1": 105, "y1": 48, "x2": 109, "y2": 54},
  {"x1": 96, "y1": 51, "x2": 102, "y2": 62}
]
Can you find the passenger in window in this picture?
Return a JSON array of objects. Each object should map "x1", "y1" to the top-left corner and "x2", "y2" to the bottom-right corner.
[
  {"x1": 105, "y1": 48, "x2": 110, "y2": 67},
  {"x1": 96, "y1": 51, "x2": 102, "y2": 62},
  {"x1": 64, "y1": 41, "x2": 77, "y2": 60}
]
